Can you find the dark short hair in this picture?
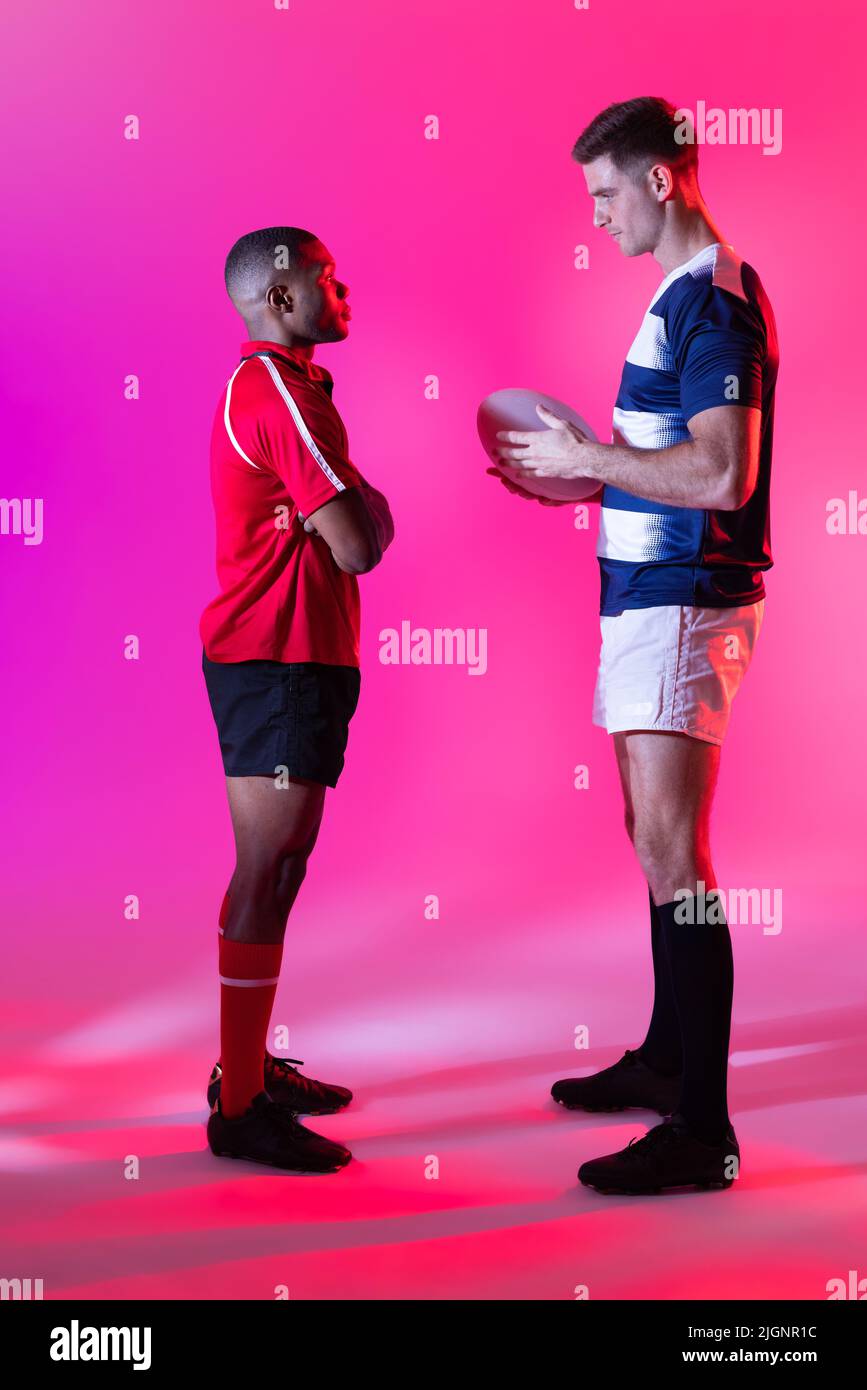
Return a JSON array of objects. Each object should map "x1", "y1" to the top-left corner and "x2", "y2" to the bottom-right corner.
[
  {"x1": 571, "y1": 97, "x2": 697, "y2": 178},
  {"x1": 224, "y1": 226, "x2": 318, "y2": 301}
]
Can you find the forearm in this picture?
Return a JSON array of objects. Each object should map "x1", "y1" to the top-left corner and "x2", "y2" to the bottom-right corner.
[
  {"x1": 582, "y1": 438, "x2": 731, "y2": 509},
  {"x1": 359, "y1": 482, "x2": 395, "y2": 554},
  {"x1": 299, "y1": 479, "x2": 394, "y2": 575}
]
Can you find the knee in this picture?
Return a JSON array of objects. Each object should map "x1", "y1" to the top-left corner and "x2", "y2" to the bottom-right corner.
[
  {"x1": 633, "y1": 820, "x2": 710, "y2": 902},
  {"x1": 239, "y1": 846, "x2": 309, "y2": 902},
  {"x1": 276, "y1": 847, "x2": 310, "y2": 902},
  {"x1": 632, "y1": 821, "x2": 692, "y2": 878},
  {"x1": 222, "y1": 851, "x2": 300, "y2": 938},
  {"x1": 235, "y1": 851, "x2": 281, "y2": 895}
]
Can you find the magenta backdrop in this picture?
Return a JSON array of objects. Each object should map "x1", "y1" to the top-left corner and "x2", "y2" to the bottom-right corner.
[{"x1": 2, "y1": 0, "x2": 866, "y2": 1299}]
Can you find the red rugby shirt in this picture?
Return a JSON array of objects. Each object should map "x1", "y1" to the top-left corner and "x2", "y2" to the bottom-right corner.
[{"x1": 200, "y1": 341, "x2": 362, "y2": 666}]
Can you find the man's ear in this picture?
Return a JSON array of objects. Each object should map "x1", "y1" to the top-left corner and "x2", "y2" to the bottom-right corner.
[
  {"x1": 266, "y1": 284, "x2": 293, "y2": 312},
  {"x1": 649, "y1": 162, "x2": 675, "y2": 203}
]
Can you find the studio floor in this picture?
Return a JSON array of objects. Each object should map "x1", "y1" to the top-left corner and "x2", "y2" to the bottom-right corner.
[{"x1": 2, "y1": 995, "x2": 865, "y2": 1301}]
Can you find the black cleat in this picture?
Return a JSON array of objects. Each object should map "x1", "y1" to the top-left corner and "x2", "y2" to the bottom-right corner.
[
  {"x1": 207, "y1": 1053, "x2": 353, "y2": 1115},
  {"x1": 552, "y1": 1049, "x2": 681, "y2": 1116},
  {"x1": 578, "y1": 1113, "x2": 739, "y2": 1195},
  {"x1": 207, "y1": 1091, "x2": 352, "y2": 1173}
]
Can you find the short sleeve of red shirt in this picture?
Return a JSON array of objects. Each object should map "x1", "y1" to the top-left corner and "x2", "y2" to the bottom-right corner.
[{"x1": 248, "y1": 355, "x2": 363, "y2": 514}]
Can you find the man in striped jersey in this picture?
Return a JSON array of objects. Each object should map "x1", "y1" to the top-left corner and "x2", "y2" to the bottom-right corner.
[
  {"x1": 495, "y1": 98, "x2": 778, "y2": 1194},
  {"x1": 200, "y1": 228, "x2": 394, "y2": 1172}
]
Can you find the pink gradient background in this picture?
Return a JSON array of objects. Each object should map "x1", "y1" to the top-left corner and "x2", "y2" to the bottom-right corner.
[{"x1": 2, "y1": 0, "x2": 866, "y2": 1300}]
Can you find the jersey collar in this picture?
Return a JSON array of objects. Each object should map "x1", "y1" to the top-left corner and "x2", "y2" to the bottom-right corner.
[{"x1": 240, "y1": 339, "x2": 334, "y2": 389}]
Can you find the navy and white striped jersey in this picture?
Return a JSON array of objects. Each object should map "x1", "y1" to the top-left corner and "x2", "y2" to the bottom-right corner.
[{"x1": 598, "y1": 242, "x2": 778, "y2": 615}]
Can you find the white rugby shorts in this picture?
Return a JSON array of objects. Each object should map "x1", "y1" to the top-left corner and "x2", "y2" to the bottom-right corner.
[{"x1": 592, "y1": 600, "x2": 765, "y2": 744}]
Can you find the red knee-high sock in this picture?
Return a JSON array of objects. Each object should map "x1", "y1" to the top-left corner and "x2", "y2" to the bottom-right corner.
[{"x1": 218, "y1": 936, "x2": 284, "y2": 1119}]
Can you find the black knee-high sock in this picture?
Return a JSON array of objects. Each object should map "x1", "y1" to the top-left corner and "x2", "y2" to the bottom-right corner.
[
  {"x1": 637, "y1": 887, "x2": 683, "y2": 1076},
  {"x1": 657, "y1": 894, "x2": 734, "y2": 1144}
]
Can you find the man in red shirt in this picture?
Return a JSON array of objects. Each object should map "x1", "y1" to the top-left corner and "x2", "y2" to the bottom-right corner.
[{"x1": 200, "y1": 226, "x2": 394, "y2": 1173}]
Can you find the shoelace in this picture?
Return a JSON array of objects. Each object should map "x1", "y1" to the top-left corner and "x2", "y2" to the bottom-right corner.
[
  {"x1": 265, "y1": 1055, "x2": 322, "y2": 1100},
  {"x1": 261, "y1": 1098, "x2": 308, "y2": 1139},
  {"x1": 621, "y1": 1121, "x2": 682, "y2": 1163}
]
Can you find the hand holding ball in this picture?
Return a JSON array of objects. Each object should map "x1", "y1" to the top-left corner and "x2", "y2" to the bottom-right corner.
[{"x1": 478, "y1": 388, "x2": 600, "y2": 502}]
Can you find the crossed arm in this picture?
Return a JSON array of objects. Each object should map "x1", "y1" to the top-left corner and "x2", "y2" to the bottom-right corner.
[{"x1": 298, "y1": 482, "x2": 395, "y2": 575}]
